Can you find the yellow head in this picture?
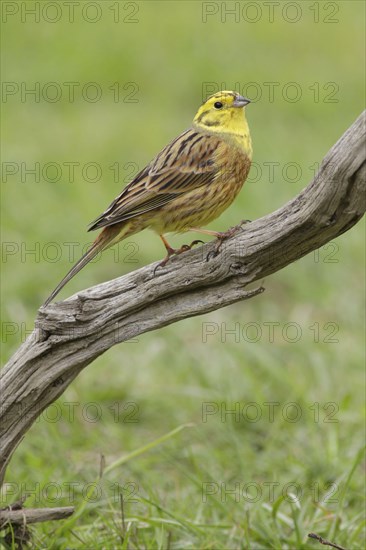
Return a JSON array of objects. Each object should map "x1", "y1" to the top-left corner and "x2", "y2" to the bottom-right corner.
[{"x1": 193, "y1": 91, "x2": 251, "y2": 140}]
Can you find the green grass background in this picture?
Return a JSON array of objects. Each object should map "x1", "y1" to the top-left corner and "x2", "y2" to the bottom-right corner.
[{"x1": 1, "y1": 1, "x2": 365, "y2": 548}]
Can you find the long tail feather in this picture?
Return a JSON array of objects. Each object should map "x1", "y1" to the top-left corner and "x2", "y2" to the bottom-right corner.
[{"x1": 42, "y1": 226, "x2": 120, "y2": 307}]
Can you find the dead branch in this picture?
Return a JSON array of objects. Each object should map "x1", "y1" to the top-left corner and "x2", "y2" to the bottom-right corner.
[
  {"x1": 0, "y1": 505, "x2": 74, "y2": 527},
  {"x1": 308, "y1": 532, "x2": 347, "y2": 550},
  {"x1": 0, "y1": 111, "x2": 365, "y2": 526}
]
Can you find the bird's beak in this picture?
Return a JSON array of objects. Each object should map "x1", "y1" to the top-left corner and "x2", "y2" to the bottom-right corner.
[{"x1": 233, "y1": 95, "x2": 251, "y2": 108}]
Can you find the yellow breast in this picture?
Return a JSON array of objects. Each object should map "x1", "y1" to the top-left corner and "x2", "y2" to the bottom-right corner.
[{"x1": 149, "y1": 139, "x2": 251, "y2": 234}]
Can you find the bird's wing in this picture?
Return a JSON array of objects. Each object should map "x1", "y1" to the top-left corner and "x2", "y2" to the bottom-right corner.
[{"x1": 88, "y1": 129, "x2": 220, "y2": 231}]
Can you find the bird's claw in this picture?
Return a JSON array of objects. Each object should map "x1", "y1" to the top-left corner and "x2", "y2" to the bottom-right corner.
[
  {"x1": 238, "y1": 219, "x2": 251, "y2": 229},
  {"x1": 180, "y1": 239, "x2": 204, "y2": 251},
  {"x1": 154, "y1": 239, "x2": 204, "y2": 275},
  {"x1": 206, "y1": 220, "x2": 251, "y2": 261},
  {"x1": 206, "y1": 241, "x2": 224, "y2": 261}
]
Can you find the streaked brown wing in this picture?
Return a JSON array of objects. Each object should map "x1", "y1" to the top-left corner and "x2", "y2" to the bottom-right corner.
[{"x1": 88, "y1": 129, "x2": 220, "y2": 231}]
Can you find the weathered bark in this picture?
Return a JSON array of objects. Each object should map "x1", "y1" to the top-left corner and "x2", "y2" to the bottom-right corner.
[
  {"x1": 0, "y1": 111, "x2": 365, "y2": 524},
  {"x1": 0, "y1": 505, "x2": 74, "y2": 527}
]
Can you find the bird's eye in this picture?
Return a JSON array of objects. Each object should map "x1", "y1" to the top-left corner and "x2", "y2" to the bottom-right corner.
[{"x1": 214, "y1": 101, "x2": 223, "y2": 109}]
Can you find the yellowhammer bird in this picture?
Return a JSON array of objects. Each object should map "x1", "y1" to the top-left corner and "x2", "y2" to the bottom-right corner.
[{"x1": 43, "y1": 91, "x2": 252, "y2": 306}]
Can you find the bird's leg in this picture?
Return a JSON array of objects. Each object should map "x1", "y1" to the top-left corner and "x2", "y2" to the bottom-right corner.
[
  {"x1": 154, "y1": 235, "x2": 204, "y2": 274},
  {"x1": 156, "y1": 235, "x2": 177, "y2": 271},
  {"x1": 188, "y1": 220, "x2": 251, "y2": 261}
]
